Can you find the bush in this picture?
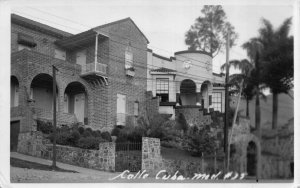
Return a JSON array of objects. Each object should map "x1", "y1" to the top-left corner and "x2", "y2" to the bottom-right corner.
[
  {"x1": 176, "y1": 113, "x2": 189, "y2": 132},
  {"x1": 78, "y1": 127, "x2": 85, "y2": 135},
  {"x1": 185, "y1": 125, "x2": 217, "y2": 156},
  {"x1": 78, "y1": 137, "x2": 106, "y2": 150},
  {"x1": 37, "y1": 120, "x2": 53, "y2": 134},
  {"x1": 101, "y1": 131, "x2": 112, "y2": 142},
  {"x1": 82, "y1": 130, "x2": 92, "y2": 137},
  {"x1": 111, "y1": 127, "x2": 121, "y2": 137},
  {"x1": 67, "y1": 130, "x2": 80, "y2": 146}
]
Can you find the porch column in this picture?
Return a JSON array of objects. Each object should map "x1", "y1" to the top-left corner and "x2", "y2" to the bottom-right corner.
[
  {"x1": 176, "y1": 93, "x2": 181, "y2": 106},
  {"x1": 196, "y1": 92, "x2": 201, "y2": 106}
]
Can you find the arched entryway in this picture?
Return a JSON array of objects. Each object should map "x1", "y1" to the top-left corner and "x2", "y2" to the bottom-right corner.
[
  {"x1": 200, "y1": 80, "x2": 212, "y2": 108},
  {"x1": 30, "y1": 73, "x2": 58, "y2": 111},
  {"x1": 64, "y1": 82, "x2": 88, "y2": 124},
  {"x1": 11, "y1": 76, "x2": 19, "y2": 107},
  {"x1": 180, "y1": 79, "x2": 196, "y2": 105},
  {"x1": 247, "y1": 141, "x2": 257, "y2": 177}
]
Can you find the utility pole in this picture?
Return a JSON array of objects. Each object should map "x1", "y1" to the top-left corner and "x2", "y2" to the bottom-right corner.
[
  {"x1": 52, "y1": 65, "x2": 58, "y2": 170},
  {"x1": 224, "y1": 31, "x2": 230, "y2": 172}
]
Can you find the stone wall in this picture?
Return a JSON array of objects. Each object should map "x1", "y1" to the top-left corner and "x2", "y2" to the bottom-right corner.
[
  {"x1": 175, "y1": 106, "x2": 212, "y2": 127},
  {"x1": 141, "y1": 137, "x2": 162, "y2": 175},
  {"x1": 259, "y1": 120, "x2": 294, "y2": 179},
  {"x1": 17, "y1": 131, "x2": 116, "y2": 172},
  {"x1": 141, "y1": 137, "x2": 220, "y2": 178}
]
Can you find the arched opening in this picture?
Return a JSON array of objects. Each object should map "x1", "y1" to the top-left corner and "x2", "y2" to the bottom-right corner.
[
  {"x1": 247, "y1": 141, "x2": 257, "y2": 176},
  {"x1": 64, "y1": 82, "x2": 88, "y2": 124},
  {"x1": 200, "y1": 80, "x2": 212, "y2": 108},
  {"x1": 11, "y1": 76, "x2": 19, "y2": 107},
  {"x1": 30, "y1": 73, "x2": 58, "y2": 111},
  {"x1": 180, "y1": 79, "x2": 196, "y2": 105}
]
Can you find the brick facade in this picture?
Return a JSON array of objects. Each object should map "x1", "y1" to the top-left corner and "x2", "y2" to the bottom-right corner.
[{"x1": 11, "y1": 14, "x2": 150, "y2": 133}]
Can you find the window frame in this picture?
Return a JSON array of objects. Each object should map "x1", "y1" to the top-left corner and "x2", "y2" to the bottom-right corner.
[
  {"x1": 156, "y1": 78, "x2": 169, "y2": 102},
  {"x1": 212, "y1": 92, "x2": 222, "y2": 112}
]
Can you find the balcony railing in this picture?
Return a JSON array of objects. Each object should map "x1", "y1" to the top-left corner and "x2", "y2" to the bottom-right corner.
[
  {"x1": 81, "y1": 62, "x2": 107, "y2": 75},
  {"x1": 117, "y1": 113, "x2": 126, "y2": 126}
]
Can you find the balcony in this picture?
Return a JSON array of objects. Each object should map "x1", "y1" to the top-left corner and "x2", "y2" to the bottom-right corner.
[
  {"x1": 80, "y1": 62, "x2": 108, "y2": 86},
  {"x1": 125, "y1": 68, "x2": 135, "y2": 77}
]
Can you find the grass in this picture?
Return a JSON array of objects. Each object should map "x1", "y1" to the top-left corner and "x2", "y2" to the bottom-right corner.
[{"x1": 10, "y1": 157, "x2": 78, "y2": 173}]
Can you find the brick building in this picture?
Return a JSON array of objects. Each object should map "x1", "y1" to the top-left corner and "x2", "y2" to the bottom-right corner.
[{"x1": 10, "y1": 14, "x2": 151, "y2": 147}]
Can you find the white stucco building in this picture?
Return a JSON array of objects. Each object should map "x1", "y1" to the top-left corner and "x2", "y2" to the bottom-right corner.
[{"x1": 147, "y1": 49, "x2": 226, "y2": 119}]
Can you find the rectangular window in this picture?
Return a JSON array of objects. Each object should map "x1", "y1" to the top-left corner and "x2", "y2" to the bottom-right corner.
[
  {"x1": 156, "y1": 78, "x2": 169, "y2": 102},
  {"x1": 117, "y1": 94, "x2": 126, "y2": 126},
  {"x1": 134, "y1": 101, "x2": 139, "y2": 116},
  {"x1": 125, "y1": 45, "x2": 133, "y2": 69},
  {"x1": 212, "y1": 92, "x2": 222, "y2": 112}
]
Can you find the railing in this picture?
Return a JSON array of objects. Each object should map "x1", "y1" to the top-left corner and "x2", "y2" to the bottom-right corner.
[
  {"x1": 116, "y1": 142, "x2": 142, "y2": 151},
  {"x1": 81, "y1": 62, "x2": 107, "y2": 75},
  {"x1": 116, "y1": 113, "x2": 126, "y2": 126}
]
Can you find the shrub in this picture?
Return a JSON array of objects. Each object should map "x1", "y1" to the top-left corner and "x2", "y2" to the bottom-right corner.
[
  {"x1": 101, "y1": 131, "x2": 112, "y2": 142},
  {"x1": 67, "y1": 130, "x2": 80, "y2": 146},
  {"x1": 37, "y1": 120, "x2": 53, "y2": 134},
  {"x1": 185, "y1": 125, "x2": 217, "y2": 156},
  {"x1": 59, "y1": 125, "x2": 70, "y2": 133},
  {"x1": 93, "y1": 130, "x2": 102, "y2": 138},
  {"x1": 176, "y1": 113, "x2": 189, "y2": 132},
  {"x1": 56, "y1": 131, "x2": 70, "y2": 145},
  {"x1": 82, "y1": 130, "x2": 92, "y2": 137},
  {"x1": 111, "y1": 127, "x2": 121, "y2": 137},
  {"x1": 78, "y1": 137, "x2": 106, "y2": 150},
  {"x1": 78, "y1": 127, "x2": 85, "y2": 135}
]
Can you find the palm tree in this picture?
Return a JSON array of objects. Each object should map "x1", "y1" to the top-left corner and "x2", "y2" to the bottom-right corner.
[
  {"x1": 257, "y1": 18, "x2": 293, "y2": 129},
  {"x1": 242, "y1": 39, "x2": 264, "y2": 138},
  {"x1": 221, "y1": 59, "x2": 254, "y2": 117}
]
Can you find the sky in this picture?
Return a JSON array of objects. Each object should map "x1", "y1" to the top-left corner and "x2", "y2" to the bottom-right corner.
[{"x1": 10, "y1": 0, "x2": 294, "y2": 74}]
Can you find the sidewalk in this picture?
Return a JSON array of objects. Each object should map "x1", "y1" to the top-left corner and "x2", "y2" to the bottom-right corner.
[{"x1": 10, "y1": 152, "x2": 121, "y2": 183}]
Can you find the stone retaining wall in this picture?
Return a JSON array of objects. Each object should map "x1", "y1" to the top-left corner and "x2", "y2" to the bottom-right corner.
[
  {"x1": 17, "y1": 131, "x2": 115, "y2": 172},
  {"x1": 175, "y1": 107, "x2": 212, "y2": 127}
]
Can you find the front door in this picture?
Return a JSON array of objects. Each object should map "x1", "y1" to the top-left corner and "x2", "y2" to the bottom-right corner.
[
  {"x1": 74, "y1": 93, "x2": 85, "y2": 123},
  {"x1": 10, "y1": 121, "x2": 20, "y2": 152},
  {"x1": 76, "y1": 50, "x2": 87, "y2": 72}
]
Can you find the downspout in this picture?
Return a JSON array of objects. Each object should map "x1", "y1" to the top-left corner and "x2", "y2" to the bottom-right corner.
[{"x1": 95, "y1": 33, "x2": 99, "y2": 71}]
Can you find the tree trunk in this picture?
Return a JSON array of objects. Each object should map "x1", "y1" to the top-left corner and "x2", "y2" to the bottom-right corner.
[
  {"x1": 255, "y1": 87, "x2": 261, "y2": 138},
  {"x1": 246, "y1": 98, "x2": 249, "y2": 118},
  {"x1": 272, "y1": 93, "x2": 278, "y2": 129}
]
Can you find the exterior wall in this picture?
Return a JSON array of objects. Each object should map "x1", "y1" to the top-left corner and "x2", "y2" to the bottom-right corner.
[
  {"x1": 94, "y1": 20, "x2": 148, "y2": 128},
  {"x1": 174, "y1": 53, "x2": 213, "y2": 91},
  {"x1": 11, "y1": 23, "x2": 62, "y2": 56}
]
